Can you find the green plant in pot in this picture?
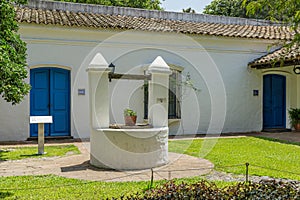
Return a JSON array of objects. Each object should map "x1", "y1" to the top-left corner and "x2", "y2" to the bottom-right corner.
[
  {"x1": 288, "y1": 108, "x2": 300, "y2": 131},
  {"x1": 124, "y1": 108, "x2": 137, "y2": 126}
]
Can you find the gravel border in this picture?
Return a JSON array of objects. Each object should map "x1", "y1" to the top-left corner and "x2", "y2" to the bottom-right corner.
[{"x1": 202, "y1": 170, "x2": 300, "y2": 187}]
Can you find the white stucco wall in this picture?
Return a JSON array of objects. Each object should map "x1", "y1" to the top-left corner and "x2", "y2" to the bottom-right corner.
[
  {"x1": 0, "y1": 98, "x2": 29, "y2": 141},
  {"x1": 0, "y1": 23, "x2": 287, "y2": 141}
]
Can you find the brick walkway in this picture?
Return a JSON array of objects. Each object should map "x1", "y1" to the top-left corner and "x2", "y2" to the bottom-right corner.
[{"x1": 0, "y1": 142, "x2": 213, "y2": 182}]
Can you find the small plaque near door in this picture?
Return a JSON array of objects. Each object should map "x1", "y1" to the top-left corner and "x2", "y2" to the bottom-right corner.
[
  {"x1": 253, "y1": 90, "x2": 259, "y2": 96},
  {"x1": 30, "y1": 116, "x2": 53, "y2": 124},
  {"x1": 78, "y1": 89, "x2": 85, "y2": 95}
]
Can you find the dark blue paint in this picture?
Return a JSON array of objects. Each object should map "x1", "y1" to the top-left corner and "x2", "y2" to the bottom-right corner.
[
  {"x1": 30, "y1": 68, "x2": 70, "y2": 137},
  {"x1": 263, "y1": 74, "x2": 286, "y2": 129}
]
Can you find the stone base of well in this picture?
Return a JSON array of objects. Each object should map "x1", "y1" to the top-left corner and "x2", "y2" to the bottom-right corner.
[{"x1": 90, "y1": 127, "x2": 168, "y2": 170}]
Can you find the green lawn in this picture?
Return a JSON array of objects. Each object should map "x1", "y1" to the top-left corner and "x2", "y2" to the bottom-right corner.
[
  {"x1": 0, "y1": 175, "x2": 235, "y2": 199},
  {"x1": 0, "y1": 175, "x2": 147, "y2": 199},
  {"x1": 169, "y1": 137, "x2": 300, "y2": 180},
  {"x1": 0, "y1": 137, "x2": 299, "y2": 199},
  {"x1": 0, "y1": 145, "x2": 80, "y2": 160}
]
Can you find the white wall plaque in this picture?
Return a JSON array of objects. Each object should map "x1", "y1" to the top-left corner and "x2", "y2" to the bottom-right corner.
[{"x1": 30, "y1": 116, "x2": 53, "y2": 124}]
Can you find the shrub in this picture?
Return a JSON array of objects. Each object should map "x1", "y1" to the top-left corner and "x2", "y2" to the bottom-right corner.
[
  {"x1": 122, "y1": 180, "x2": 300, "y2": 200},
  {"x1": 223, "y1": 180, "x2": 300, "y2": 199},
  {"x1": 288, "y1": 108, "x2": 300, "y2": 127}
]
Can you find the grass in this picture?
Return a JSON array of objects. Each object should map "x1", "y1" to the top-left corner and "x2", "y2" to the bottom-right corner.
[
  {"x1": 0, "y1": 137, "x2": 299, "y2": 199},
  {"x1": 169, "y1": 137, "x2": 300, "y2": 181},
  {"x1": 0, "y1": 145, "x2": 80, "y2": 161},
  {"x1": 0, "y1": 175, "x2": 148, "y2": 199},
  {"x1": 0, "y1": 175, "x2": 236, "y2": 199}
]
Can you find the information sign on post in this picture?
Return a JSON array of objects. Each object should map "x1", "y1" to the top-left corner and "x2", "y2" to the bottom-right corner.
[{"x1": 30, "y1": 116, "x2": 53, "y2": 155}]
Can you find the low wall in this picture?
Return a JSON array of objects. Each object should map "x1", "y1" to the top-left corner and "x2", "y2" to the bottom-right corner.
[{"x1": 90, "y1": 127, "x2": 168, "y2": 170}]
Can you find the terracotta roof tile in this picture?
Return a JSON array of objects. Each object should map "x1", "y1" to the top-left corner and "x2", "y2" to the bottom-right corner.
[
  {"x1": 249, "y1": 45, "x2": 300, "y2": 68},
  {"x1": 15, "y1": 6, "x2": 295, "y2": 40}
]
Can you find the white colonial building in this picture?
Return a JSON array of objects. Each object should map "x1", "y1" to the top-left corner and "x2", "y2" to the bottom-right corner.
[{"x1": 0, "y1": 0, "x2": 299, "y2": 141}]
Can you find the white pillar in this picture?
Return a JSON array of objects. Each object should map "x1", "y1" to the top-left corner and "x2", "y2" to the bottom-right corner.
[
  {"x1": 87, "y1": 53, "x2": 110, "y2": 129},
  {"x1": 148, "y1": 56, "x2": 172, "y2": 127}
]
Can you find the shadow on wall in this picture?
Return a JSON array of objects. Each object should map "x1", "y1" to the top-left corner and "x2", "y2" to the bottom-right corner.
[{"x1": 169, "y1": 121, "x2": 181, "y2": 135}]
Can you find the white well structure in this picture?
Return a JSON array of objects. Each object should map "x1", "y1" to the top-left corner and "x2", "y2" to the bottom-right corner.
[{"x1": 87, "y1": 53, "x2": 171, "y2": 170}]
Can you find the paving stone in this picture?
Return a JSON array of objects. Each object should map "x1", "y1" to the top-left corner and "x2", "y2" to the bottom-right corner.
[{"x1": 0, "y1": 142, "x2": 213, "y2": 182}]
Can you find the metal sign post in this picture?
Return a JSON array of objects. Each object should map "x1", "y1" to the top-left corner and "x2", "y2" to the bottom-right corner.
[{"x1": 30, "y1": 116, "x2": 53, "y2": 155}]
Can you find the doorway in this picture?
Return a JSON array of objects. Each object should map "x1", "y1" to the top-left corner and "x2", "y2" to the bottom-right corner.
[
  {"x1": 263, "y1": 74, "x2": 286, "y2": 129},
  {"x1": 30, "y1": 68, "x2": 70, "y2": 137}
]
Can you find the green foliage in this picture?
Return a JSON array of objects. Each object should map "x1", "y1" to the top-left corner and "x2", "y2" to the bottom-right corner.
[
  {"x1": 129, "y1": 180, "x2": 223, "y2": 199},
  {"x1": 243, "y1": 0, "x2": 300, "y2": 45},
  {"x1": 203, "y1": 0, "x2": 268, "y2": 19},
  {"x1": 54, "y1": 0, "x2": 162, "y2": 10},
  {"x1": 204, "y1": 0, "x2": 299, "y2": 21},
  {"x1": 125, "y1": 180, "x2": 300, "y2": 199},
  {"x1": 204, "y1": 0, "x2": 300, "y2": 45},
  {"x1": 171, "y1": 177, "x2": 237, "y2": 188},
  {"x1": 243, "y1": 0, "x2": 300, "y2": 21},
  {"x1": 0, "y1": 145, "x2": 80, "y2": 160},
  {"x1": 169, "y1": 137, "x2": 300, "y2": 180},
  {"x1": 288, "y1": 108, "x2": 300, "y2": 127},
  {"x1": 204, "y1": 0, "x2": 247, "y2": 17},
  {"x1": 0, "y1": 0, "x2": 30, "y2": 105},
  {"x1": 124, "y1": 108, "x2": 136, "y2": 116},
  {"x1": 182, "y1": 7, "x2": 195, "y2": 13}
]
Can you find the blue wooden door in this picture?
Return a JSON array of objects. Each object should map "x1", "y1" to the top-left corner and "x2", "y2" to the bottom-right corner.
[
  {"x1": 263, "y1": 74, "x2": 286, "y2": 129},
  {"x1": 30, "y1": 68, "x2": 70, "y2": 137},
  {"x1": 30, "y1": 69, "x2": 51, "y2": 136}
]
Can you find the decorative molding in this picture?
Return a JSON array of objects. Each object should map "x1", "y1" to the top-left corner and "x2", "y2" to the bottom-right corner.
[{"x1": 29, "y1": 64, "x2": 72, "y2": 70}]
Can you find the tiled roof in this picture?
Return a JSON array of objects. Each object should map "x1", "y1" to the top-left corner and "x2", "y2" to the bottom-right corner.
[
  {"x1": 15, "y1": 1, "x2": 295, "y2": 40},
  {"x1": 249, "y1": 45, "x2": 300, "y2": 68}
]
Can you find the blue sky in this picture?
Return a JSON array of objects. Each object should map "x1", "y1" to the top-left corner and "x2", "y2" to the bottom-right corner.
[{"x1": 161, "y1": 0, "x2": 213, "y2": 13}]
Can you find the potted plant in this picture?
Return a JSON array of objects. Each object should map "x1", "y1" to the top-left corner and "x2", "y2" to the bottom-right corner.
[
  {"x1": 288, "y1": 108, "x2": 300, "y2": 131},
  {"x1": 124, "y1": 108, "x2": 137, "y2": 126}
]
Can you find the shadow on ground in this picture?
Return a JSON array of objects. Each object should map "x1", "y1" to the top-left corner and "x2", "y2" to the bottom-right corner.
[
  {"x1": 0, "y1": 192, "x2": 14, "y2": 198},
  {"x1": 253, "y1": 136, "x2": 300, "y2": 146},
  {"x1": 0, "y1": 150, "x2": 43, "y2": 161},
  {"x1": 61, "y1": 160, "x2": 116, "y2": 172},
  {"x1": 0, "y1": 150, "x2": 8, "y2": 162},
  {"x1": 20, "y1": 154, "x2": 44, "y2": 158}
]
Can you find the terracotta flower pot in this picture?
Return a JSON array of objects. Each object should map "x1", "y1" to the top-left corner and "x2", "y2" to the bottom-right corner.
[
  {"x1": 124, "y1": 116, "x2": 137, "y2": 126},
  {"x1": 294, "y1": 123, "x2": 300, "y2": 131}
]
